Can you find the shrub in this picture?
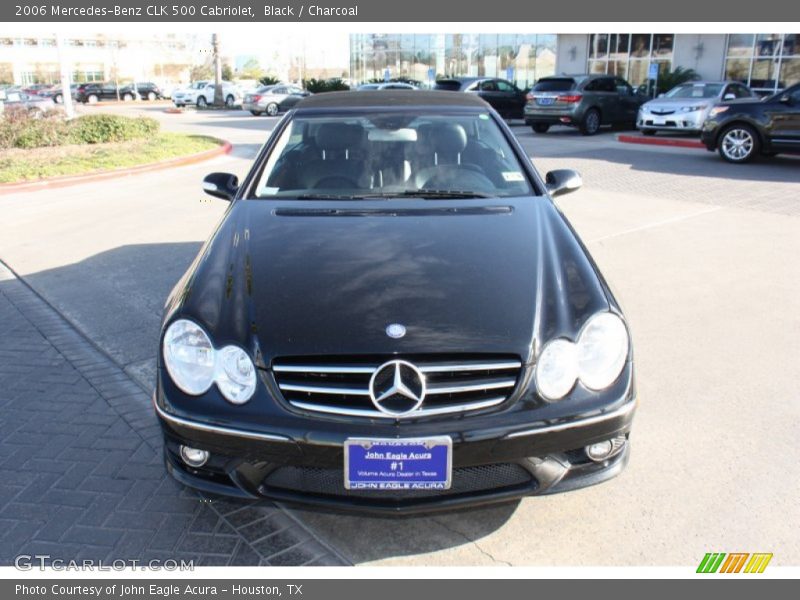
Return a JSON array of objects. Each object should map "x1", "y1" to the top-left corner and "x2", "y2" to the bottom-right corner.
[
  {"x1": 258, "y1": 75, "x2": 281, "y2": 86},
  {"x1": 67, "y1": 114, "x2": 159, "y2": 144},
  {"x1": 0, "y1": 108, "x2": 68, "y2": 149},
  {"x1": 0, "y1": 112, "x2": 160, "y2": 149},
  {"x1": 302, "y1": 78, "x2": 350, "y2": 93}
]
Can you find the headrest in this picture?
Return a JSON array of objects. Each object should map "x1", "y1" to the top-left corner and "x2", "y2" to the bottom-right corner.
[
  {"x1": 417, "y1": 123, "x2": 467, "y2": 155},
  {"x1": 315, "y1": 123, "x2": 364, "y2": 151}
]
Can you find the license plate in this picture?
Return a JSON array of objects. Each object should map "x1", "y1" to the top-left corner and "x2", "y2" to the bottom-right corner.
[
  {"x1": 344, "y1": 437, "x2": 452, "y2": 490},
  {"x1": 653, "y1": 118, "x2": 667, "y2": 125},
  {"x1": 537, "y1": 97, "x2": 555, "y2": 105}
]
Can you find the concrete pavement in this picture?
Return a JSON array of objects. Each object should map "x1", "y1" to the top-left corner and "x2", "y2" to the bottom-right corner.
[{"x1": 1, "y1": 105, "x2": 798, "y2": 566}]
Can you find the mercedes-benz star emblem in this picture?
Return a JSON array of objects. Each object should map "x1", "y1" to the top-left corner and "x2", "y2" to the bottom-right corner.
[
  {"x1": 368, "y1": 360, "x2": 426, "y2": 416},
  {"x1": 385, "y1": 323, "x2": 407, "y2": 339}
]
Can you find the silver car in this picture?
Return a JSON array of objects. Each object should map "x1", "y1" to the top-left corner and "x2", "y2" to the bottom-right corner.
[
  {"x1": 0, "y1": 90, "x2": 55, "y2": 114},
  {"x1": 242, "y1": 85, "x2": 310, "y2": 116},
  {"x1": 638, "y1": 81, "x2": 756, "y2": 135}
]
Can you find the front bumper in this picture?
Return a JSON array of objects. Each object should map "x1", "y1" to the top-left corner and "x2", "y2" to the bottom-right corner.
[
  {"x1": 155, "y1": 376, "x2": 637, "y2": 514},
  {"x1": 638, "y1": 109, "x2": 706, "y2": 132}
]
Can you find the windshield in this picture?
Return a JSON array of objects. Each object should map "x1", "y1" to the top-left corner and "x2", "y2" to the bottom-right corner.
[
  {"x1": 665, "y1": 83, "x2": 723, "y2": 98},
  {"x1": 252, "y1": 111, "x2": 534, "y2": 199}
]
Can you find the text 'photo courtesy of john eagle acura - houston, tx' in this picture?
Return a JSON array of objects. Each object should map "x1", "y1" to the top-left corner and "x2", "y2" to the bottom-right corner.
[{"x1": 154, "y1": 91, "x2": 636, "y2": 514}]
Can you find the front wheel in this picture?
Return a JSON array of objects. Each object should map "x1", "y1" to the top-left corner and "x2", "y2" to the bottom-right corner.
[
  {"x1": 718, "y1": 124, "x2": 759, "y2": 163},
  {"x1": 87, "y1": 94, "x2": 99, "y2": 104},
  {"x1": 531, "y1": 123, "x2": 550, "y2": 134},
  {"x1": 196, "y1": 96, "x2": 207, "y2": 108},
  {"x1": 580, "y1": 109, "x2": 601, "y2": 135},
  {"x1": 147, "y1": 91, "x2": 156, "y2": 101},
  {"x1": 225, "y1": 95, "x2": 235, "y2": 108},
  {"x1": 122, "y1": 93, "x2": 134, "y2": 102},
  {"x1": 266, "y1": 102, "x2": 279, "y2": 116},
  {"x1": 250, "y1": 110, "x2": 263, "y2": 116},
  {"x1": 54, "y1": 94, "x2": 63, "y2": 104}
]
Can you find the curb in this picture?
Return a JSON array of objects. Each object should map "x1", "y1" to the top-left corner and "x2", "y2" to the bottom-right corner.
[
  {"x1": 617, "y1": 134, "x2": 705, "y2": 149},
  {"x1": 0, "y1": 139, "x2": 232, "y2": 195}
]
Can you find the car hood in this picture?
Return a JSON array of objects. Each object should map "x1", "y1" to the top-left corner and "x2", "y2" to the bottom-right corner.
[
  {"x1": 643, "y1": 96, "x2": 717, "y2": 108},
  {"x1": 170, "y1": 198, "x2": 612, "y2": 365}
]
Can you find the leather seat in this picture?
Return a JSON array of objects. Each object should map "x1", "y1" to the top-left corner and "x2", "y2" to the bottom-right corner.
[{"x1": 300, "y1": 123, "x2": 370, "y2": 190}]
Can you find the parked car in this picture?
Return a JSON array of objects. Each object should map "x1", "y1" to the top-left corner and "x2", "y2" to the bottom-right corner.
[
  {"x1": 171, "y1": 81, "x2": 241, "y2": 108},
  {"x1": 434, "y1": 77, "x2": 527, "y2": 119},
  {"x1": 701, "y1": 82, "x2": 800, "y2": 163},
  {"x1": 525, "y1": 74, "x2": 646, "y2": 135},
  {"x1": 638, "y1": 81, "x2": 756, "y2": 135},
  {"x1": 75, "y1": 81, "x2": 161, "y2": 103},
  {"x1": 0, "y1": 90, "x2": 55, "y2": 114},
  {"x1": 155, "y1": 91, "x2": 636, "y2": 514},
  {"x1": 119, "y1": 82, "x2": 162, "y2": 101},
  {"x1": 357, "y1": 82, "x2": 418, "y2": 91},
  {"x1": 243, "y1": 84, "x2": 311, "y2": 116}
]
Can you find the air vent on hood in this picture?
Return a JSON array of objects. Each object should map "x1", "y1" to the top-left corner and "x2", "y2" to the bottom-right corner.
[{"x1": 271, "y1": 355, "x2": 523, "y2": 419}]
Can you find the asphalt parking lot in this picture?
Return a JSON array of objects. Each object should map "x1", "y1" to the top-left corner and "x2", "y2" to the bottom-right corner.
[{"x1": 1, "y1": 102, "x2": 798, "y2": 566}]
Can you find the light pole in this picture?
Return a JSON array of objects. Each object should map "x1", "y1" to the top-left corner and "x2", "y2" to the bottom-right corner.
[{"x1": 55, "y1": 33, "x2": 75, "y2": 118}]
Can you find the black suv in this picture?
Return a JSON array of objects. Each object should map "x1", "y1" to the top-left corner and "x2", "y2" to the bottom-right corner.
[
  {"x1": 701, "y1": 83, "x2": 800, "y2": 162},
  {"x1": 525, "y1": 75, "x2": 647, "y2": 135},
  {"x1": 434, "y1": 77, "x2": 527, "y2": 119},
  {"x1": 75, "y1": 81, "x2": 162, "y2": 103}
]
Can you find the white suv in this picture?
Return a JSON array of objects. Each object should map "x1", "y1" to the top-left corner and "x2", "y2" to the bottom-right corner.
[{"x1": 172, "y1": 81, "x2": 242, "y2": 108}]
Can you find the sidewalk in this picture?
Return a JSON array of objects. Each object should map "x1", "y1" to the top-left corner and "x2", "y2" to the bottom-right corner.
[{"x1": 0, "y1": 263, "x2": 346, "y2": 567}]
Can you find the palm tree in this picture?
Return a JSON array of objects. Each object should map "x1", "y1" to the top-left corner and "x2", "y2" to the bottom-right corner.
[{"x1": 657, "y1": 66, "x2": 700, "y2": 95}]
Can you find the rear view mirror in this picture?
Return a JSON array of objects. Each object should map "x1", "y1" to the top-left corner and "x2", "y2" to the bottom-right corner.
[
  {"x1": 545, "y1": 169, "x2": 582, "y2": 198},
  {"x1": 202, "y1": 172, "x2": 239, "y2": 201}
]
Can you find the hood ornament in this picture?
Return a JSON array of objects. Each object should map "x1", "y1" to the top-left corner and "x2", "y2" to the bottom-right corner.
[
  {"x1": 369, "y1": 360, "x2": 426, "y2": 416},
  {"x1": 385, "y1": 323, "x2": 406, "y2": 339}
]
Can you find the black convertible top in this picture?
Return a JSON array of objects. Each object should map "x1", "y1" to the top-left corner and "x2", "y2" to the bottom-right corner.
[{"x1": 295, "y1": 90, "x2": 489, "y2": 110}]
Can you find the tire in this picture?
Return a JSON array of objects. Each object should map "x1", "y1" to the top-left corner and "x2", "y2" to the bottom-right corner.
[
  {"x1": 123, "y1": 93, "x2": 134, "y2": 102},
  {"x1": 531, "y1": 123, "x2": 550, "y2": 134},
  {"x1": 54, "y1": 94, "x2": 63, "y2": 104},
  {"x1": 266, "y1": 102, "x2": 279, "y2": 116},
  {"x1": 580, "y1": 108, "x2": 601, "y2": 135},
  {"x1": 718, "y1": 124, "x2": 759, "y2": 163},
  {"x1": 225, "y1": 95, "x2": 235, "y2": 108},
  {"x1": 250, "y1": 110, "x2": 263, "y2": 116},
  {"x1": 196, "y1": 96, "x2": 207, "y2": 108},
  {"x1": 87, "y1": 94, "x2": 98, "y2": 104},
  {"x1": 641, "y1": 129, "x2": 656, "y2": 136},
  {"x1": 147, "y1": 91, "x2": 156, "y2": 101}
]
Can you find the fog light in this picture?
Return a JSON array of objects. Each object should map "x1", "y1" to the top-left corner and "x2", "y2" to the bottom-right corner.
[
  {"x1": 585, "y1": 435, "x2": 626, "y2": 462},
  {"x1": 180, "y1": 445, "x2": 209, "y2": 468}
]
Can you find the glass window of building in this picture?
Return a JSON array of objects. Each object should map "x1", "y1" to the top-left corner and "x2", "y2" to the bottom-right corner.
[
  {"x1": 588, "y1": 34, "x2": 674, "y2": 87},
  {"x1": 350, "y1": 33, "x2": 556, "y2": 90},
  {"x1": 725, "y1": 33, "x2": 800, "y2": 93}
]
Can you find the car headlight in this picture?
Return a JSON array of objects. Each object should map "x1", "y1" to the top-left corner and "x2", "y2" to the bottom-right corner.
[
  {"x1": 535, "y1": 312, "x2": 629, "y2": 401},
  {"x1": 576, "y1": 312, "x2": 629, "y2": 390},
  {"x1": 709, "y1": 106, "x2": 729, "y2": 118},
  {"x1": 162, "y1": 319, "x2": 257, "y2": 404},
  {"x1": 163, "y1": 319, "x2": 216, "y2": 395},
  {"x1": 681, "y1": 104, "x2": 707, "y2": 112},
  {"x1": 534, "y1": 338, "x2": 578, "y2": 402},
  {"x1": 216, "y1": 345, "x2": 257, "y2": 404}
]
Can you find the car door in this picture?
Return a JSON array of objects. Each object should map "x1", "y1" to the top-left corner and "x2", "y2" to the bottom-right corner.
[
  {"x1": 769, "y1": 85, "x2": 800, "y2": 143},
  {"x1": 477, "y1": 80, "x2": 504, "y2": 114},
  {"x1": 101, "y1": 83, "x2": 117, "y2": 99},
  {"x1": 614, "y1": 78, "x2": 640, "y2": 123},
  {"x1": 496, "y1": 79, "x2": 525, "y2": 118}
]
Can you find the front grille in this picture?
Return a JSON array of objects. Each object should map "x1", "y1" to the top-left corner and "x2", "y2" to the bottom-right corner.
[
  {"x1": 271, "y1": 355, "x2": 523, "y2": 418},
  {"x1": 262, "y1": 462, "x2": 534, "y2": 499}
]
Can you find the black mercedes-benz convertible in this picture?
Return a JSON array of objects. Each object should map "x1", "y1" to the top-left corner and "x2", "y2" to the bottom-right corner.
[{"x1": 155, "y1": 91, "x2": 636, "y2": 514}]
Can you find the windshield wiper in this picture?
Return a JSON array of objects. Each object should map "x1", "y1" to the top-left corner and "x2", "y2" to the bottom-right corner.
[
  {"x1": 293, "y1": 193, "x2": 369, "y2": 200},
  {"x1": 372, "y1": 189, "x2": 493, "y2": 199}
]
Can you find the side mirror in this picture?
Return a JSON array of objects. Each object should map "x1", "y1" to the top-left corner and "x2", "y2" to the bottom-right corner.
[
  {"x1": 657, "y1": 93, "x2": 665, "y2": 98},
  {"x1": 723, "y1": 93, "x2": 736, "y2": 100},
  {"x1": 545, "y1": 169, "x2": 582, "y2": 198},
  {"x1": 202, "y1": 172, "x2": 239, "y2": 201},
  {"x1": 779, "y1": 93, "x2": 794, "y2": 105}
]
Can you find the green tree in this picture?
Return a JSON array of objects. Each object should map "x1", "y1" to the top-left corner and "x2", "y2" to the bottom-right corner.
[
  {"x1": 258, "y1": 75, "x2": 281, "y2": 86},
  {"x1": 656, "y1": 66, "x2": 700, "y2": 94},
  {"x1": 239, "y1": 58, "x2": 263, "y2": 80},
  {"x1": 221, "y1": 63, "x2": 234, "y2": 81}
]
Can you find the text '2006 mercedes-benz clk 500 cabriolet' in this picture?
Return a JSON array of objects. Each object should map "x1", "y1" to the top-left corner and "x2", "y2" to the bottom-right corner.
[{"x1": 154, "y1": 91, "x2": 636, "y2": 514}]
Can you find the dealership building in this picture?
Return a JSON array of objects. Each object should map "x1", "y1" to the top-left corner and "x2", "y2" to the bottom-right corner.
[{"x1": 350, "y1": 33, "x2": 799, "y2": 94}]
